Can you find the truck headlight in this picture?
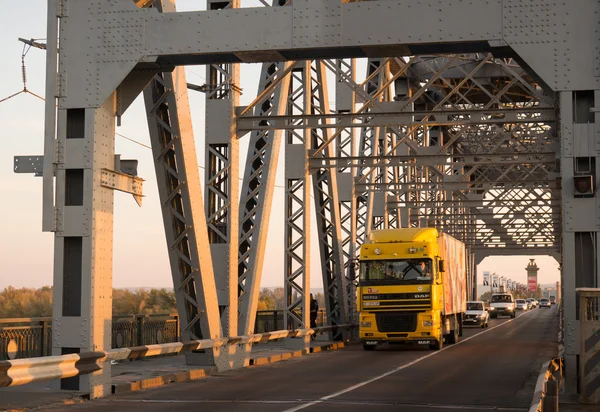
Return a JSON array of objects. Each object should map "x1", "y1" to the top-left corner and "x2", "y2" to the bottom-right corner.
[
  {"x1": 360, "y1": 321, "x2": 371, "y2": 328},
  {"x1": 423, "y1": 321, "x2": 433, "y2": 327}
]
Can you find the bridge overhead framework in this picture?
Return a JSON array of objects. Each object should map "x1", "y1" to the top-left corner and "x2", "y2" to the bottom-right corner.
[{"x1": 13, "y1": 0, "x2": 600, "y2": 399}]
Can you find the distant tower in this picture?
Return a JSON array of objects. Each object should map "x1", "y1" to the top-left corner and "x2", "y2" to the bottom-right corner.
[{"x1": 526, "y1": 259, "x2": 539, "y2": 296}]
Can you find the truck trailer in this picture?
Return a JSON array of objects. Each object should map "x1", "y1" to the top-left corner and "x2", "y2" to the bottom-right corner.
[{"x1": 357, "y1": 228, "x2": 467, "y2": 351}]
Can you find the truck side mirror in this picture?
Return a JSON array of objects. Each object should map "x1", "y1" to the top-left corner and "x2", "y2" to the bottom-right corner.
[{"x1": 439, "y1": 260, "x2": 446, "y2": 273}]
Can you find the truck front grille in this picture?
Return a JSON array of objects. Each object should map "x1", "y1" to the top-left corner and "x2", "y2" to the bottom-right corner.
[{"x1": 375, "y1": 312, "x2": 417, "y2": 333}]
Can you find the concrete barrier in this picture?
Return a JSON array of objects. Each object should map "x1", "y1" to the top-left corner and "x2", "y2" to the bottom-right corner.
[
  {"x1": 529, "y1": 357, "x2": 563, "y2": 412},
  {"x1": 0, "y1": 324, "x2": 355, "y2": 388}
]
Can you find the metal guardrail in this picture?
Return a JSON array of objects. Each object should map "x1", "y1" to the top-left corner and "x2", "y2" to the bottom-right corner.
[
  {"x1": 0, "y1": 323, "x2": 354, "y2": 388},
  {"x1": 0, "y1": 310, "x2": 327, "y2": 361},
  {"x1": 529, "y1": 357, "x2": 563, "y2": 412}
]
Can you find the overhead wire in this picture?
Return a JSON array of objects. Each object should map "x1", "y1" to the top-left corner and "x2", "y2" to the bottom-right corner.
[
  {"x1": 4, "y1": 40, "x2": 314, "y2": 195},
  {"x1": 116, "y1": 130, "x2": 290, "y2": 190}
]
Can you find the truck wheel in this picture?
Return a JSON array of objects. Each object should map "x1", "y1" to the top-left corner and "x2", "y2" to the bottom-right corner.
[
  {"x1": 362, "y1": 344, "x2": 376, "y2": 351},
  {"x1": 447, "y1": 328, "x2": 459, "y2": 344},
  {"x1": 430, "y1": 338, "x2": 443, "y2": 351}
]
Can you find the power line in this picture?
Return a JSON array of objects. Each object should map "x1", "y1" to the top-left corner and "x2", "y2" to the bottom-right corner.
[
  {"x1": 116, "y1": 130, "x2": 289, "y2": 189},
  {"x1": 116, "y1": 132, "x2": 152, "y2": 149}
]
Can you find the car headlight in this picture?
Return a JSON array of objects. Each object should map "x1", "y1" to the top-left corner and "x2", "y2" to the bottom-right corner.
[
  {"x1": 423, "y1": 321, "x2": 433, "y2": 327},
  {"x1": 488, "y1": 307, "x2": 495, "y2": 310},
  {"x1": 360, "y1": 321, "x2": 371, "y2": 328}
]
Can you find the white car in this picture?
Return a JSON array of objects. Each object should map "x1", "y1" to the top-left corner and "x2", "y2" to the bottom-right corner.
[
  {"x1": 463, "y1": 301, "x2": 489, "y2": 328},
  {"x1": 516, "y1": 299, "x2": 529, "y2": 310},
  {"x1": 539, "y1": 298, "x2": 551, "y2": 308}
]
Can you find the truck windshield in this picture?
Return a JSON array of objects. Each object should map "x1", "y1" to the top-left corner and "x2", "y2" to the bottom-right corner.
[{"x1": 359, "y1": 259, "x2": 432, "y2": 285}]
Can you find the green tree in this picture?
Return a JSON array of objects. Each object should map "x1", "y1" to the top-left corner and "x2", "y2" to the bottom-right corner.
[
  {"x1": 0, "y1": 286, "x2": 53, "y2": 318},
  {"x1": 479, "y1": 290, "x2": 492, "y2": 302}
]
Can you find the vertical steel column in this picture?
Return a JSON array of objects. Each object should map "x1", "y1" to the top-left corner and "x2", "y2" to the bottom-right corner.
[
  {"x1": 559, "y1": 89, "x2": 600, "y2": 395},
  {"x1": 284, "y1": 63, "x2": 311, "y2": 346},
  {"x1": 332, "y1": 58, "x2": 358, "y2": 331},
  {"x1": 311, "y1": 61, "x2": 350, "y2": 340},
  {"x1": 205, "y1": 0, "x2": 240, "y2": 340},
  {"x1": 366, "y1": 59, "x2": 388, "y2": 232},
  {"x1": 238, "y1": 62, "x2": 293, "y2": 336},
  {"x1": 51, "y1": 95, "x2": 116, "y2": 397},
  {"x1": 42, "y1": 0, "x2": 59, "y2": 232},
  {"x1": 143, "y1": 0, "x2": 220, "y2": 367}
]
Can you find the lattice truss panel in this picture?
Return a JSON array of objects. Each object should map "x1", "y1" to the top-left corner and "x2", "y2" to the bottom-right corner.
[
  {"x1": 309, "y1": 61, "x2": 348, "y2": 337},
  {"x1": 284, "y1": 65, "x2": 310, "y2": 329},
  {"x1": 206, "y1": 142, "x2": 230, "y2": 244},
  {"x1": 320, "y1": 54, "x2": 559, "y2": 255},
  {"x1": 144, "y1": 72, "x2": 212, "y2": 341},
  {"x1": 238, "y1": 61, "x2": 293, "y2": 334}
]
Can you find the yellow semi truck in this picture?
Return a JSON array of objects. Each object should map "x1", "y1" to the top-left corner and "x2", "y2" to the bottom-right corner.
[{"x1": 357, "y1": 228, "x2": 467, "y2": 351}]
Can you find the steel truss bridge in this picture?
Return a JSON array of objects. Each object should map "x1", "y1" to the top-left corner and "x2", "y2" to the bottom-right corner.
[{"x1": 12, "y1": 0, "x2": 599, "y2": 399}]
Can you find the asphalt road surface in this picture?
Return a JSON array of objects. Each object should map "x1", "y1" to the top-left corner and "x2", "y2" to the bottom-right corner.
[{"x1": 40, "y1": 306, "x2": 559, "y2": 412}]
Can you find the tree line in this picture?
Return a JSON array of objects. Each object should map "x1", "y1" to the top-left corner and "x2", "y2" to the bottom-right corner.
[{"x1": 0, "y1": 286, "x2": 325, "y2": 318}]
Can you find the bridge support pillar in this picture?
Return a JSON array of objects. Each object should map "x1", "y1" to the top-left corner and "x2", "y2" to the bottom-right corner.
[
  {"x1": 49, "y1": 96, "x2": 116, "y2": 398},
  {"x1": 559, "y1": 90, "x2": 600, "y2": 396},
  {"x1": 215, "y1": 343, "x2": 252, "y2": 371}
]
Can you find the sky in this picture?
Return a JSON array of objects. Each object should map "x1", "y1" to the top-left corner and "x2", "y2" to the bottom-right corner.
[{"x1": 0, "y1": 1, "x2": 560, "y2": 292}]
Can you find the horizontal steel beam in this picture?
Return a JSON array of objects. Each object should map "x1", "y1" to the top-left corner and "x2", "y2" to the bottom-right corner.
[
  {"x1": 357, "y1": 180, "x2": 557, "y2": 192},
  {"x1": 310, "y1": 152, "x2": 557, "y2": 169},
  {"x1": 14, "y1": 155, "x2": 139, "y2": 177},
  {"x1": 100, "y1": 168, "x2": 144, "y2": 207},
  {"x1": 386, "y1": 199, "x2": 560, "y2": 207},
  {"x1": 237, "y1": 108, "x2": 555, "y2": 134},
  {"x1": 407, "y1": 211, "x2": 558, "y2": 217}
]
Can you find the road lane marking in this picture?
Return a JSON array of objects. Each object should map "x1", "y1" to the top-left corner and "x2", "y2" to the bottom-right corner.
[
  {"x1": 118, "y1": 398, "x2": 527, "y2": 410},
  {"x1": 281, "y1": 309, "x2": 538, "y2": 412}
]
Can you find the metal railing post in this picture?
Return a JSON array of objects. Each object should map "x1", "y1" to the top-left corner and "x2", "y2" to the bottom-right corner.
[{"x1": 137, "y1": 316, "x2": 145, "y2": 347}]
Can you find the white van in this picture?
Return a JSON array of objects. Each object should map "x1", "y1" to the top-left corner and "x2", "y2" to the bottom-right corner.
[{"x1": 489, "y1": 293, "x2": 516, "y2": 319}]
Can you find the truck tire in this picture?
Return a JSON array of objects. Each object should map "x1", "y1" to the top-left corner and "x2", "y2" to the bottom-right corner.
[
  {"x1": 430, "y1": 338, "x2": 443, "y2": 351},
  {"x1": 447, "y1": 328, "x2": 459, "y2": 344},
  {"x1": 362, "y1": 344, "x2": 376, "y2": 351}
]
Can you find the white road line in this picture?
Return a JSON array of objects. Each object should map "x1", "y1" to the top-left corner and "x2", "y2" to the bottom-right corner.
[{"x1": 281, "y1": 309, "x2": 537, "y2": 412}]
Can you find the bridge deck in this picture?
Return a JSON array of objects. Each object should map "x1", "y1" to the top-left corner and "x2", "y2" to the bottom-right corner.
[{"x1": 4, "y1": 306, "x2": 562, "y2": 412}]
